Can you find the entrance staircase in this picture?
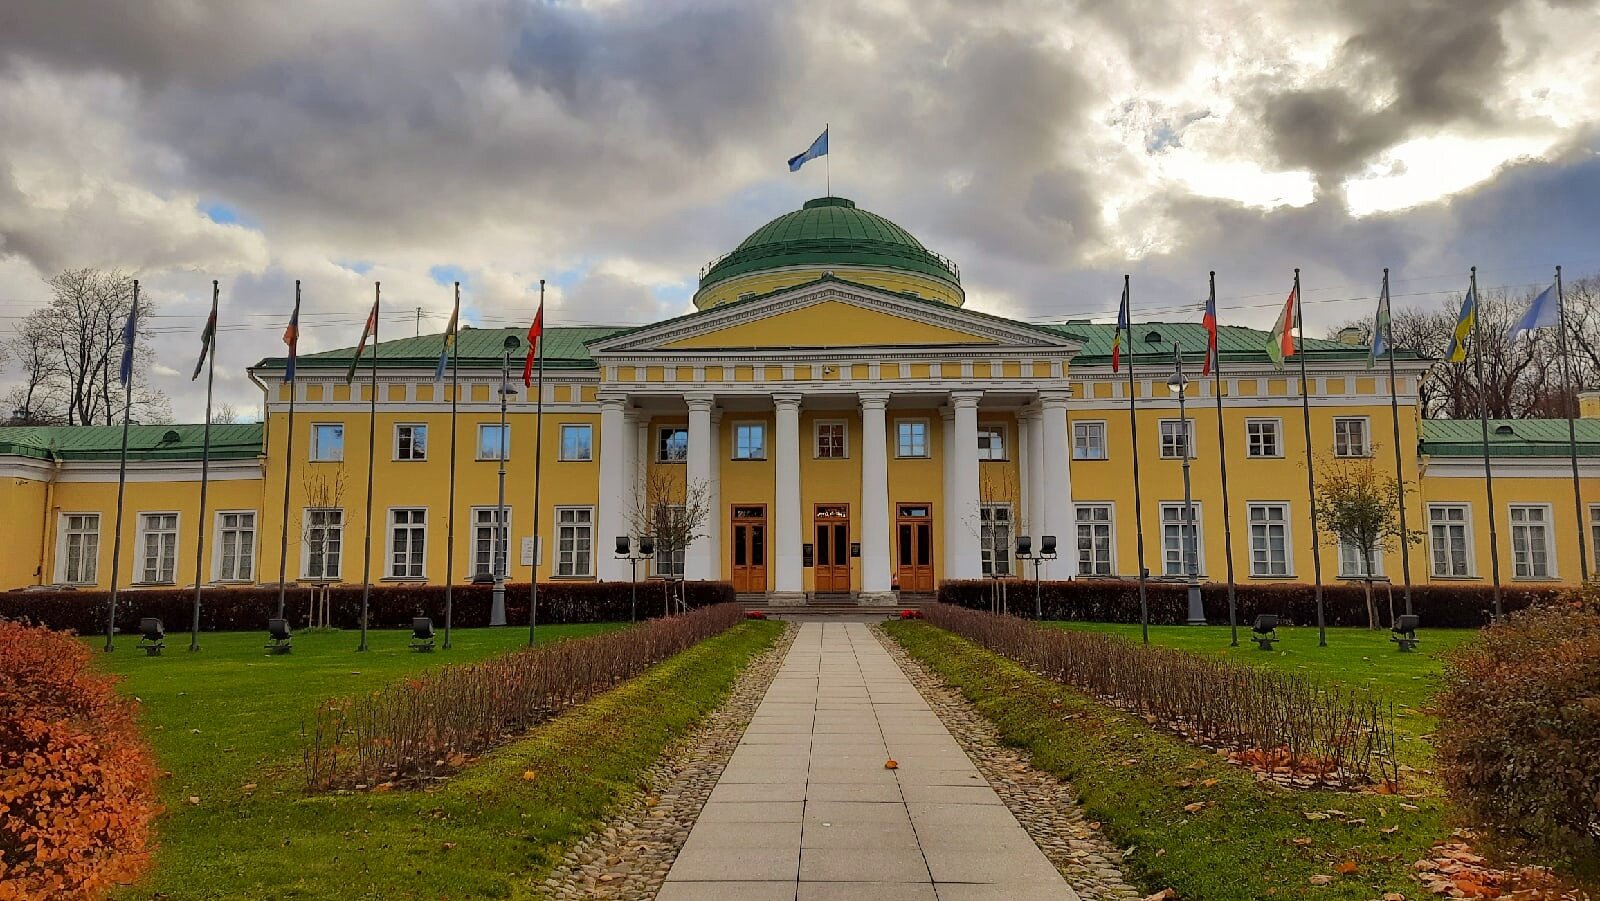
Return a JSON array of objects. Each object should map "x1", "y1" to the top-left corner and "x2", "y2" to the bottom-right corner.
[{"x1": 738, "y1": 591, "x2": 934, "y2": 617}]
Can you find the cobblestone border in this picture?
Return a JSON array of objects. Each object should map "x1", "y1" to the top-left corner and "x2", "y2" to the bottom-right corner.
[
  {"x1": 536, "y1": 622, "x2": 797, "y2": 900},
  {"x1": 872, "y1": 623, "x2": 1145, "y2": 901}
]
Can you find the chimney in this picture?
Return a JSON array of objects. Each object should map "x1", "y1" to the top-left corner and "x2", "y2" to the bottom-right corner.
[{"x1": 1336, "y1": 326, "x2": 1364, "y2": 346}]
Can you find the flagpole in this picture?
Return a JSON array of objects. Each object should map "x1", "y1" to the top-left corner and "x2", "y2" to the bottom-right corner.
[
  {"x1": 1123, "y1": 275, "x2": 1151, "y2": 645},
  {"x1": 189, "y1": 280, "x2": 218, "y2": 651},
  {"x1": 825, "y1": 122, "x2": 831, "y2": 196},
  {"x1": 1293, "y1": 268, "x2": 1327, "y2": 647},
  {"x1": 1555, "y1": 265, "x2": 1589, "y2": 582},
  {"x1": 1470, "y1": 266, "x2": 1504, "y2": 618},
  {"x1": 1382, "y1": 269, "x2": 1415, "y2": 616},
  {"x1": 445, "y1": 283, "x2": 460, "y2": 649},
  {"x1": 1209, "y1": 272, "x2": 1239, "y2": 647},
  {"x1": 275, "y1": 281, "x2": 300, "y2": 621},
  {"x1": 529, "y1": 279, "x2": 546, "y2": 647},
  {"x1": 358, "y1": 282, "x2": 380, "y2": 652},
  {"x1": 103, "y1": 279, "x2": 139, "y2": 653}
]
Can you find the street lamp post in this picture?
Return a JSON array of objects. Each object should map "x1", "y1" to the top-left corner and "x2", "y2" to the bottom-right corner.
[
  {"x1": 615, "y1": 535, "x2": 655, "y2": 622},
  {"x1": 1168, "y1": 343, "x2": 1206, "y2": 626},
  {"x1": 1014, "y1": 535, "x2": 1057, "y2": 620},
  {"x1": 491, "y1": 335, "x2": 521, "y2": 627}
]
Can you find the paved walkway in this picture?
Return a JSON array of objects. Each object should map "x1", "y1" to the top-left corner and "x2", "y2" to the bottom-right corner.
[{"x1": 660, "y1": 621, "x2": 1080, "y2": 901}]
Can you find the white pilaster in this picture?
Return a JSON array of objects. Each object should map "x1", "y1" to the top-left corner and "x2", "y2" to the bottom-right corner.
[
  {"x1": 707, "y1": 408, "x2": 723, "y2": 581},
  {"x1": 685, "y1": 392, "x2": 715, "y2": 581},
  {"x1": 773, "y1": 393, "x2": 804, "y2": 596},
  {"x1": 859, "y1": 391, "x2": 893, "y2": 601},
  {"x1": 940, "y1": 406, "x2": 956, "y2": 579},
  {"x1": 597, "y1": 394, "x2": 629, "y2": 581},
  {"x1": 947, "y1": 390, "x2": 983, "y2": 581},
  {"x1": 1023, "y1": 406, "x2": 1045, "y2": 547},
  {"x1": 1039, "y1": 390, "x2": 1075, "y2": 578}
]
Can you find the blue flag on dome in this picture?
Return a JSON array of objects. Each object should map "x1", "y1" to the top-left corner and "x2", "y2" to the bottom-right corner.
[{"x1": 787, "y1": 127, "x2": 829, "y2": 172}]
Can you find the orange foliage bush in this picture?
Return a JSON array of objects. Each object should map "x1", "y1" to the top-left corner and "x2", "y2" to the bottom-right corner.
[{"x1": 0, "y1": 620, "x2": 159, "y2": 900}]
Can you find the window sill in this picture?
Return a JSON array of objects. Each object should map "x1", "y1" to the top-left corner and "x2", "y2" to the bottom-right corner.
[
  {"x1": 1511, "y1": 576, "x2": 1560, "y2": 583},
  {"x1": 392, "y1": 458, "x2": 427, "y2": 463},
  {"x1": 1072, "y1": 456, "x2": 1109, "y2": 462},
  {"x1": 1429, "y1": 574, "x2": 1479, "y2": 581},
  {"x1": 132, "y1": 582, "x2": 177, "y2": 588},
  {"x1": 550, "y1": 574, "x2": 596, "y2": 581},
  {"x1": 212, "y1": 579, "x2": 255, "y2": 586},
  {"x1": 380, "y1": 577, "x2": 428, "y2": 583},
  {"x1": 731, "y1": 457, "x2": 769, "y2": 462},
  {"x1": 310, "y1": 459, "x2": 344, "y2": 464},
  {"x1": 1246, "y1": 574, "x2": 1296, "y2": 581},
  {"x1": 558, "y1": 457, "x2": 593, "y2": 463},
  {"x1": 656, "y1": 459, "x2": 687, "y2": 465}
]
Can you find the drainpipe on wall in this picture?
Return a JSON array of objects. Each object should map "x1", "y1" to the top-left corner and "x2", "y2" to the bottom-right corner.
[{"x1": 36, "y1": 449, "x2": 62, "y2": 585}]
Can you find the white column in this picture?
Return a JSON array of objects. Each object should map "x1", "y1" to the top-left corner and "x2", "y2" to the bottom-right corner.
[
  {"x1": 940, "y1": 406, "x2": 956, "y2": 578},
  {"x1": 772, "y1": 393, "x2": 804, "y2": 597},
  {"x1": 1039, "y1": 390, "x2": 1075, "y2": 578},
  {"x1": 633, "y1": 415, "x2": 649, "y2": 499},
  {"x1": 1016, "y1": 410, "x2": 1035, "y2": 541},
  {"x1": 1023, "y1": 406, "x2": 1045, "y2": 545},
  {"x1": 597, "y1": 394, "x2": 629, "y2": 581},
  {"x1": 859, "y1": 391, "x2": 893, "y2": 600},
  {"x1": 685, "y1": 392, "x2": 715, "y2": 581},
  {"x1": 706, "y1": 409, "x2": 723, "y2": 581},
  {"x1": 947, "y1": 390, "x2": 984, "y2": 581}
]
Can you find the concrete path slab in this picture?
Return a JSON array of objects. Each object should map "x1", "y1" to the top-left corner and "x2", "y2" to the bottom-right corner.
[{"x1": 662, "y1": 621, "x2": 1079, "y2": 899}]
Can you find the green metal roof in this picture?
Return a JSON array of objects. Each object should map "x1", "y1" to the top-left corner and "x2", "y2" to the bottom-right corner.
[
  {"x1": 697, "y1": 197, "x2": 962, "y2": 293},
  {"x1": 1421, "y1": 419, "x2": 1600, "y2": 458},
  {"x1": 0, "y1": 423, "x2": 263, "y2": 462},
  {"x1": 253, "y1": 326, "x2": 625, "y2": 374},
  {"x1": 1044, "y1": 321, "x2": 1420, "y2": 367}
]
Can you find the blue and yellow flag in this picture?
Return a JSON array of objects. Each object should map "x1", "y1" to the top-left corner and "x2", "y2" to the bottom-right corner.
[
  {"x1": 1446, "y1": 284, "x2": 1476, "y2": 364},
  {"x1": 1111, "y1": 281, "x2": 1129, "y2": 372}
]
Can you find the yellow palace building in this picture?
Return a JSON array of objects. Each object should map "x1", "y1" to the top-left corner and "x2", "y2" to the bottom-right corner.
[{"x1": 4, "y1": 195, "x2": 1600, "y2": 601}]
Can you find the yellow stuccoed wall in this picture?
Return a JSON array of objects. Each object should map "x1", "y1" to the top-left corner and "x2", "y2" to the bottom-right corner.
[
  {"x1": 1416, "y1": 465, "x2": 1592, "y2": 586},
  {"x1": 0, "y1": 476, "x2": 51, "y2": 588}
]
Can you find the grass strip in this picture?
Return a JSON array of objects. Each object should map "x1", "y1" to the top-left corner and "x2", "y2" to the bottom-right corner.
[{"x1": 885, "y1": 620, "x2": 1452, "y2": 901}]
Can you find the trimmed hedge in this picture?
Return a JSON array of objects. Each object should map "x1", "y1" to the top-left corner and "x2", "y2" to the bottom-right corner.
[
  {"x1": 0, "y1": 581, "x2": 737, "y2": 635},
  {"x1": 939, "y1": 579, "x2": 1555, "y2": 629}
]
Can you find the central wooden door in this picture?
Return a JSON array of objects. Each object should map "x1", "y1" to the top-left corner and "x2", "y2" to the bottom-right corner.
[
  {"x1": 896, "y1": 503, "x2": 935, "y2": 592},
  {"x1": 731, "y1": 506, "x2": 767, "y2": 593},
  {"x1": 814, "y1": 504, "x2": 851, "y2": 592}
]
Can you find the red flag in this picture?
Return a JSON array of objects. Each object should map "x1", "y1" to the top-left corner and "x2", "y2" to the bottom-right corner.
[
  {"x1": 522, "y1": 300, "x2": 544, "y2": 387},
  {"x1": 1202, "y1": 287, "x2": 1219, "y2": 376}
]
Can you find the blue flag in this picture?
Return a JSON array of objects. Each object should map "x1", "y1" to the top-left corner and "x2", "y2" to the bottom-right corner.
[
  {"x1": 118, "y1": 292, "x2": 139, "y2": 386},
  {"x1": 1508, "y1": 282, "x2": 1559, "y2": 340},
  {"x1": 787, "y1": 127, "x2": 828, "y2": 172}
]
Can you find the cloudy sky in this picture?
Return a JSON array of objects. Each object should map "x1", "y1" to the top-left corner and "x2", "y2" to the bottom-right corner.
[{"x1": 2, "y1": 0, "x2": 1598, "y2": 420}]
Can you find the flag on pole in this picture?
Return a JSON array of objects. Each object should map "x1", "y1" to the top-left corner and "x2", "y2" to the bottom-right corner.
[
  {"x1": 1367, "y1": 278, "x2": 1392, "y2": 370},
  {"x1": 522, "y1": 296, "x2": 545, "y2": 387},
  {"x1": 346, "y1": 295, "x2": 380, "y2": 383},
  {"x1": 1112, "y1": 283, "x2": 1130, "y2": 372},
  {"x1": 1202, "y1": 285, "x2": 1219, "y2": 376},
  {"x1": 1266, "y1": 285, "x2": 1297, "y2": 370},
  {"x1": 118, "y1": 292, "x2": 139, "y2": 385},
  {"x1": 1446, "y1": 284, "x2": 1477, "y2": 363},
  {"x1": 787, "y1": 127, "x2": 829, "y2": 172},
  {"x1": 192, "y1": 290, "x2": 218, "y2": 381},
  {"x1": 435, "y1": 294, "x2": 460, "y2": 381},
  {"x1": 282, "y1": 296, "x2": 302, "y2": 384},
  {"x1": 1508, "y1": 282, "x2": 1559, "y2": 340}
]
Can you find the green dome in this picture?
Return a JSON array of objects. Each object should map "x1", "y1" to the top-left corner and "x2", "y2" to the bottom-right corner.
[{"x1": 697, "y1": 197, "x2": 962, "y2": 292}]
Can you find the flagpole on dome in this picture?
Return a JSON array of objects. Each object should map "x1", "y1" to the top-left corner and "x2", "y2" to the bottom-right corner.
[
  {"x1": 1205, "y1": 271, "x2": 1239, "y2": 647},
  {"x1": 825, "y1": 122, "x2": 831, "y2": 197},
  {"x1": 275, "y1": 282, "x2": 302, "y2": 622},
  {"x1": 1115, "y1": 275, "x2": 1151, "y2": 645},
  {"x1": 1376, "y1": 269, "x2": 1415, "y2": 616},
  {"x1": 1291, "y1": 268, "x2": 1328, "y2": 647},
  {"x1": 356, "y1": 282, "x2": 381, "y2": 652},
  {"x1": 103, "y1": 279, "x2": 140, "y2": 653},
  {"x1": 443, "y1": 282, "x2": 462, "y2": 648},
  {"x1": 1555, "y1": 266, "x2": 1589, "y2": 582},
  {"x1": 189, "y1": 280, "x2": 220, "y2": 652},
  {"x1": 1468, "y1": 267, "x2": 1504, "y2": 617},
  {"x1": 528, "y1": 279, "x2": 546, "y2": 648}
]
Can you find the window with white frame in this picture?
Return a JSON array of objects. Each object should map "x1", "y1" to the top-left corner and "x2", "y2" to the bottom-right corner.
[
  {"x1": 471, "y1": 507, "x2": 510, "y2": 579},
  {"x1": 139, "y1": 513, "x2": 178, "y2": 584},
  {"x1": 1510, "y1": 504, "x2": 1553, "y2": 579},
  {"x1": 1334, "y1": 417, "x2": 1370, "y2": 457},
  {"x1": 60, "y1": 513, "x2": 99, "y2": 584},
  {"x1": 1428, "y1": 504, "x2": 1472, "y2": 577},
  {"x1": 657, "y1": 426, "x2": 688, "y2": 463},
  {"x1": 815, "y1": 420, "x2": 846, "y2": 459},
  {"x1": 896, "y1": 420, "x2": 929, "y2": 458},
  {"x1": 1075, "y1": 504, "x2": 1114, "y2": 576},
  {"x1": 977, "y1": 425, "x2": 1007, "y2": 461},
  {"x1": 559, "y1": 424, "x2": 593, "y2": 462},
  {"x1": 1073, "y1": 421, "x2": 1107, "y2": 460},
  {"x1": 389, "y1": 508, "x2": 426, "y2": 579},
  {"x1": 980, "y1": 505, "x2": 1013, "y2": 577},
  {"x1": 654, "y1": 505, "x2": 686, "y2": 578},
  {"x1": 1248, "y1": 503, "x2": 1291, "y2": 577},
  {"x1": 311, "y1": 423, "x2": 345, "y2": 462},
  {"x1": 1591, "y1": 504, "x2": 1600, "y2": 576},
  {"x1": 557, "y1": 507, "x2": 594, "y2": 577},
  {"x1": 1246, "y1": 419, "x2": 1281, "y2": 458},
  {"x1": 304, "y1": 508, "x2": 344, "y2": 580},
  {"x1": 1160, "y1": 502, "x2": 1203, "y2": 576},
  {"x1": 1338, "y1": 537, "x2": 1382, "y2": 578},
  {"x1": 215, "y1": 511, "x2": 256, "y2": 582},
  {"x1": 1159, "y1": 419, "x2": 1195, "y2": 459},
  {"x1": 477, "y1": 423, "x2": 510, "y2": 460},
  {"x1": 394, "y1": 424, "x2": 427, "y2": 461},
  {"x1": 733, "y1": 422, "x2": 767, "y2": 460}
]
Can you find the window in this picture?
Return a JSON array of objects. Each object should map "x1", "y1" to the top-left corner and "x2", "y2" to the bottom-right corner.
[
  {"x1": 733, "y1": 422, "x2": 767, "y2": 460},
  {"x1": 311, "y1": 423, "x2": 345, "y2": 462},
  {"x1": 1075, "y1": 504, "x2": 1114, "y2": 576},
  {"x1": 1159, "y1": 419, "x2": 1195, "y2": 459},
  {"x1": 559, "y1": 424, "x2": 593, "y2": 462},
  {"x1": 1338, "y1": 538, "x2": 1382, "y2": 578},
  {"x1": 1428, "y1": 504, "x2": 1472, "y2": 577},
  {"x1": 657, "y1": 426, "x2": 688, "y2": 463},
  {"x1": 1334, "y1": 418, "x2": 1370, "y2": 457},
  {"x1": 304, "y1": 508, "x2": 344, "y2": 580},
  {"x1": 557, "y1": 507, "x2": 594, "y2": 577},
  {"x1": 477, "y1": 424, "x2": 510, "y2": 460},
  {"x1": 977, "y1": 425, "x2": 1006, "y2": 461},
  {"x1": 394, "y1": 424, "x2": 427, "y2": 461},
  {"x1": 139, "y1": 513, "x2": 178, "y2": 584},
  {"x1": 896, "y1": 420, "x2": 929, "y2": 458},
  {"x1": 1246, "y1": 419, "x2": 1281, "y2": 458},
  {"x1": 1073, "y1": 421, "x2": 1107, "y2": 460},
  {"x1": 980, "y1": 505, "x2": 1013, "y2": 577},
  {"x1": 654, "y1": 505, "x2": 687, "y2": 578},
  {"x1": 1510, "y1": 505, "x2": 1553, "y2": 579},
  {"x1": 215, "y1": 512, "x2": 256, "y2": 582},
  {"x1": 1160, "y1": 503, "x2": 1204, "y2": 576},
  {"x1": 1248, "y1": 503, "x2": 1291, "y2": 577},
  {"x1": 815, "y1": 421, "x2": 847, "y2": 459},
  {"x1": 1591, "y1": 505, "x2": 1600, "y2": 576},
  {"x1": 471, "y1": 507, "x2": 510, "y2": 579},
  {"x1": 60, "y1": 513, "x2": 99, "y2": 584},
  {"x1": 389, "y1": 508, "x2": 426, "y2": 579}
]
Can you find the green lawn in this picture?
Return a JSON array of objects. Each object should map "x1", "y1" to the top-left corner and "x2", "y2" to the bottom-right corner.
[{"x1": 92, "y1": 622, "x2": 783, "y2": 899}]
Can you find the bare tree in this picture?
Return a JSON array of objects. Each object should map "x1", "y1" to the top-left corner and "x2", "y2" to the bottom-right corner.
[
  {"x1": 210, "y1": 402, "x2": 241, "y2": 424},
  {"x1": 626, "y1": 468, "x2": 712, "y2": 616},
  {"x1": 1312, "y1": 451, "x2": 1421, "y2": 629},
  {"x1": 978, "y1": 466, "x2": 1022, "y2": 614},
  {"x1": 299, "y1": 467, "x2": 348, "y2": 628}
]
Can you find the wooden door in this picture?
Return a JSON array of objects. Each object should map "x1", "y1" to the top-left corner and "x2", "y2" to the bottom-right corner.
[
  {"x1": 731, "y1": 506, "x2": 767, "y2": 593},
  {"x1": 896, "y1": 503, "x2": 935, "y2": 592},
  {"x1": 814, "y1": 504, "x2": 851, "y2": 592}
]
